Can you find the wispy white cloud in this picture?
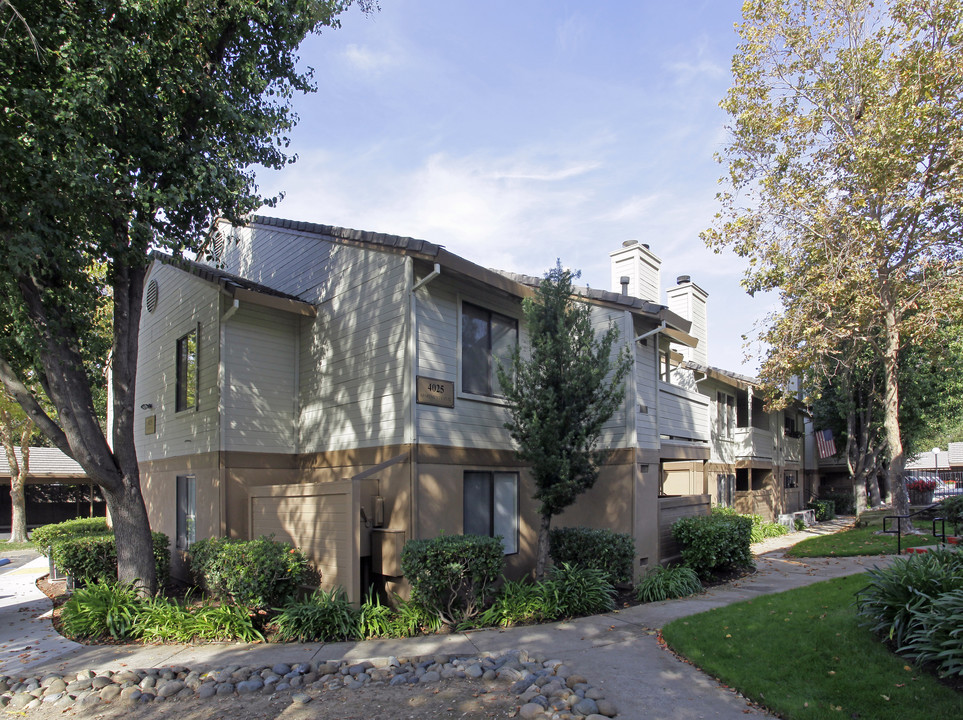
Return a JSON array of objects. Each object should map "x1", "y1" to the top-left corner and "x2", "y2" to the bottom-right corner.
[
  {"x1": 555, "y1": 13, "x2": 587, "y2": 52},
  {"x1": 341, "y1": 43, "x2": 398, "y2": 75}
]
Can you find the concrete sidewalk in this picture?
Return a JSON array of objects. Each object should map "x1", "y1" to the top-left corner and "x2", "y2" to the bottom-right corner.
[{"x1": 0, "y1": 525, "x2": 888, "y2": 720}]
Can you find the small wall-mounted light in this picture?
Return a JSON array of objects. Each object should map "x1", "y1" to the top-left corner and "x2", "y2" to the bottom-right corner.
[{"x1": 140, "y1": 403, "x2": 153, "y2": 410}]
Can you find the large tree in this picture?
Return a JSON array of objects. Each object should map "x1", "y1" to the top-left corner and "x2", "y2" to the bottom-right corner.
[
  {"x1": 497, "y1": 263, "x2": 631, "y2": 581},
  {"x1": 705, "y1": 0, "x2": 963, "y2": 523},
  {"x1": 0, "y1": 0, "x2": 369, "y2": 591},
  {"x1": 0, "y1": 391, "x2": 32, "y2": 543}
]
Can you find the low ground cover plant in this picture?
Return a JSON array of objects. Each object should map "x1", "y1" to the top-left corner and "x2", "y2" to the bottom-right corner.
[
  {"x1": 549, "y1": 526, "x2": 634, "y2": 585},
  {"x1": 672, "y1": 511, "x2": 754, "y2": 580},
  {"x1": 635, "y1": 565, "x2": 702, "y2": 603},
  {"x1": 663, "y1": 574, "x2": 963, "y2": 720},
  {"x1": 856, "y1": 547, "x2": 963, "y2": 677}
]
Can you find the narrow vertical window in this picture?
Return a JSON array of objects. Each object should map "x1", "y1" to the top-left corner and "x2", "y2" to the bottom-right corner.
[
  {"x1": 176, "y1": 475, "x2": 196, "y2": 550},
  {"x1": 176, "y1": 327, "x2": 198, "y2": 412},
  {"x1": 461, "y1": 303, "x2": 517, "y2": 397},
  {"x1": 463, "y1": 470, "x2": 518, "y2": 554}
]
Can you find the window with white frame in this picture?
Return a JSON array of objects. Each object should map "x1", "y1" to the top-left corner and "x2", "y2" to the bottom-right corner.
[
  {"x1": 175, "y1": 327, "x2": 198, "y2": 412},
  {"x1": 175, "y1": 475, "x2": 196, "y2": 550},
  {"x1": 461, "y1": 302, "x2": 517, "y2": 397},
  {"x1": 463, "y1": 471, "x2": 518, "y2": 554},
  {"x1": 784, "y1": 470, "x2": 798, "y2": 489},
  {"x1": 717, "y1": 392, "x2": 735, "y2": 439}
]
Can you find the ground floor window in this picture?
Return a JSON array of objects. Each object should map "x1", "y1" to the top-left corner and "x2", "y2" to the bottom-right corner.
[
  {"x1": 784, "y1": 470, "x2": 798, "y2": 489},
  {"x1": 717, "y1": 473, "x2": 735, "y2": 506},
  {"x1": 463, "y1": 471, "x2": 518, "y2": 554},
  {"x1": 176, "y1": 475, "x2": 196, "y2": 550}
]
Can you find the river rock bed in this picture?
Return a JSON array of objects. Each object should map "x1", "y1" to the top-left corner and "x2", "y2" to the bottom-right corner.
[{"x1": 0, "y1": 650, "x2": 617, "y2": 719}]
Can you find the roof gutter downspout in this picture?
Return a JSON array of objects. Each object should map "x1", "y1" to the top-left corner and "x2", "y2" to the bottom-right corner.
[
  {"x1": 412, "y1": 263, "x2": 441, "y2": 292},
  {"x1": 634, "y1": 321, "x2": 667, "y2": 343}
]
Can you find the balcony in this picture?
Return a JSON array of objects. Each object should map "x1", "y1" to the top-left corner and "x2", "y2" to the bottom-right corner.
[
  {"x1": 658, "y1": 382, "x2": 710, "y2": 443},
  {"x1": 734, "y1": 427, "x2": 773, "y2": 460}
]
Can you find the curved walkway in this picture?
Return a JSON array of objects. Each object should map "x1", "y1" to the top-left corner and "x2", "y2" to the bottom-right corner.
[{"x1": 0, "y1": 518, "x2": 885, "y2": 720}]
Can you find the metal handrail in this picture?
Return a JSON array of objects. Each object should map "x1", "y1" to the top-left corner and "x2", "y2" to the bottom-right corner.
[{"x1": 882, "y1": 504, "x2": 941, "y2": 555}]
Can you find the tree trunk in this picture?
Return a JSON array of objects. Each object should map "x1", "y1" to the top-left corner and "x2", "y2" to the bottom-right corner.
[
  {"x1": 534, "y1": 513, "x2": 552, "y2": 582},
  {"x1": 9, "y1": 435, "x2": 28, "y2": 543},
  {"x1": 880, "y1": 288, "x2": 914, "y2": 531},
  {"x1": 103, "y1": 475, "x2": 157, "y2": 591}
]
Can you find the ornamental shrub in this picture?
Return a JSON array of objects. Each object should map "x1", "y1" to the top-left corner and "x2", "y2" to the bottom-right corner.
[
  {"x1": 635, "y1": 565, "x2": 702, "y2": 603},
  {"x1": 671, "y1": 512, "x2": 753, "y2": 580},
  {"x1": 806, "y1": 499, "x2": 835, "y2": 522},
  {"x1": 548, "y1": 526, "x2": 635, "y2": 585},
  {"x1": 31, "y1": 517, "x2": 109, "y2": 555},
  {"x1": 59, "y1": 582, "x2": 143, "y2": 640},
  {"x1": 53, "y1": 531, "x2": 170, "y2": 589},
  {"x1": 820, "y1": 489, "x2": 856, "y2": 515},
  {"x1": 272, "y1": 587, "x2": 358, "y2": 642},
  {"x1": 543, "y1": 562, "x2": 615, "y2": 618},
  {"x1": 937, "y1": 495, "x2": 963, "y2": 534},
  {"x1": 188, "y1": 535, "x2": 309, "y2": 610},
  {"x1": 400, "y1": 534, "x2": 503, "y2": 626}
]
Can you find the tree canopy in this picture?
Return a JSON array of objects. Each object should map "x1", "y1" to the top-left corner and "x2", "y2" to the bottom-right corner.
[
  {"x1": 497, "y1": 262, "x2": 631, "y2": 580},
  {"x1": 705, "y1": 0, "x2": 963, "y2": 519},
  {"x1": 0, "y1": 0, "x2": 369, "y2": 589}
]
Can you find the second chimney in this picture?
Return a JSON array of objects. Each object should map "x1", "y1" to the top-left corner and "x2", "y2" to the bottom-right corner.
[{"x1": 665, "y1": 275, "x2": 708, "y2": 366}]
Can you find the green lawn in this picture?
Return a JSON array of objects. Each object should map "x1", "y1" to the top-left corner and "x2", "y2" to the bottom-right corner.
[
  {"x1": 662, "y1": 574, "x2": 962, "y2": 720},
  {"x1": 787, "y1": 511, "x2": 940, "y2": 557},
  {"x1": 0, "y1": 540, "x2": 37, "y2": 553}
]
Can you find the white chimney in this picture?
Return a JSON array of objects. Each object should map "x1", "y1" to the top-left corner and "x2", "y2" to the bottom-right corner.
[
  {"x1": 609, "y1": 240, "x2": 661, "y2": 302},
  {"x1": 665, "y1": 275, "x2": 708, "y2": 366}
]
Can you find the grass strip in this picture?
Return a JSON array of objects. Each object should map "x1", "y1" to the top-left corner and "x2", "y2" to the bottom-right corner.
[
  {"x1": 788, "y1": 511, "x2": 938, "y2": 557},
  {"x1": 661, "y1": 574, "x2": 962, "y2": 720}
]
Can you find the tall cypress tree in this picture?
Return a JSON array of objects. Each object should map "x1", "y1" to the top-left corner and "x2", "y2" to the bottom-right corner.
[{"x1": 497, "y1": 262, "x2": 631, "y2": 580}]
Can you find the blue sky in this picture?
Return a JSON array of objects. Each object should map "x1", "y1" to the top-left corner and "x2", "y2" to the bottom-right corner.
[{"x1": 256, "y1": 0, "x2": 775, "y2": 373}]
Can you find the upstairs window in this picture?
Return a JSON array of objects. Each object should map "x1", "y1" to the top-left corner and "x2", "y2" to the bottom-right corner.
[
  {"x1": 176, "y1": 327, "x2": 198, "y2": 412},
  {"x1": 717, "y1": 392, "x2": 735, "y2": 439},
  {"x1": 461, "y1": 302, "x2": 517, "y2": 397}
]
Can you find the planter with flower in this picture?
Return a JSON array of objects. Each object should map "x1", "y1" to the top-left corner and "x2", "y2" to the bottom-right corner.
[{"x1": 905, "y1": 477, "x2": 937, "y2": 505}]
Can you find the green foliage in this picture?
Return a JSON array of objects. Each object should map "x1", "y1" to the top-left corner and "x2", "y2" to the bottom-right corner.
[
  {"x1": 672, "y1": 513, "x2": 754, "y2": 580},
  {"x1": 188, "y1": 536, "x2": 308, "y2": 611},
  {"x1": 388, "y1": 596, "x2": 443, "y2": 637},
  {"x1": 711, "y1": 507, "x2": 786, "y2": 542},
  {"x1": 31, "y1": 517, "x2": 109, "y2": 555},
  {"x1": 806, "y1": 499, "x2": 836, "y2": 522},
  {"x1": 821, "y1": 490, "x2": 856, "y2": 516},
  {"x1": 59, "y1": 582, "x2": 143, "y2": 640},
  {"x1": 548, "y1": 526, "x2": 634, "y2": 585},
  {"x1": 356, "y1": 589, "x2": 396, "y2": 640},
  {"x1": 543, "y1": 562, "x2": 615, "y2": 618},
  {"x1": 788, "y1": 510, "x2": 939, "y2": 557},
  {"x1": 133, "y1": 595, "x2": 263, "y2": 643},
  {"x1": 635, "y1": 565, "x2": 703, "y2": 603},
  {"x1": 400, "y1": 534, "x2": 503, "y2": 626},
  {"x1": 272, "y1": 588, "x2": 358, "y2": 643},
  {"x1": 899, "y1": 588, "x2": 963, "y2": 678},
  {"x1": 477, "y1": 578, "x2": 553, "y2": 628},
  {"x1": 936, "y1": 495, "x2": 963, "y2": 535},
  {"x1": 495, "y1": 262, "x2": 632, "y2": 579},
  {"x1": 856, "y1": 548, "x2": 963, "y2": 649},
  {"x1": 52, "y1": 531, "x2": 170, "y2": 589}
]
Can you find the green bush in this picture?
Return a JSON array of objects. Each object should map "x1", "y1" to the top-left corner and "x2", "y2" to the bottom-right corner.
[
  {"x1": 188, "y1": 536, "x2": 308, "y2": 610},
  {"x1": 806, "y1": 499, "x2": 836, "y2": 522},
  {"x1": 273, "y1": 588, "x2": 357, "y2": 642},
  {"x1": 400, "y1": 534, "x2": 503, "y2": 626},
  {"x1": 672, "y1": 512, "x2": 754, "y2": 580},
  {"x1": 477, "y1": 578, "x2": 551, "y2": 628},
  {"x1": 936, "y1": 495, "x2": 963, "y2": 535},
  {"x1": 856, "y1": 547, "x2": 963, "y2": 648},
  {"x1": 635, "y1": 565, "x2": 703, "y2": 603},
  {"x1": 356, "y1": 589, "x2": 395, "y2": 639},
  {"x1": 900, "y1": 587, "x2": 963, "y2": 678},
  {"x1": 31, "y1": 517, "x2": 109, "y2": 556},
  {"x1": 388, "y1": 595, "x2": 443, "y2": 637},
  {"x1": 543, "y1": 562, "x2": 615, "y2": 618},
  {"x1": 549, "y1": 526, "x2": 635, "y2": 585},
  {"x1": 820, "y1": 490, "x2": 856, "y2": 515},
  {"x1": 53, "y1": 531, "x2": 170, "y2": 589},
  {"x1": 59, "y1": 582, "x2": 143, "y2": 640}
]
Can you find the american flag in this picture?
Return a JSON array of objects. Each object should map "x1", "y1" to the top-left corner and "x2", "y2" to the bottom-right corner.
[{"x1": 816, "y1": 429, "x2": 837, "y2": 459}]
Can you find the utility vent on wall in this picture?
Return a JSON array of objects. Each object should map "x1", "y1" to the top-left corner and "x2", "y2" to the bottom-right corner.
[
  {"x1": 145, "y1": 280, "x2": 159, "y2": 313},
  {"x1": 210, "y1": 228, "x2": 226, "y2": 261}
]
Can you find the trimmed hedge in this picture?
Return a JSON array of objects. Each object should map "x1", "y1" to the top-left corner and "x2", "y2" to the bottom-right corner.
[
  {"x1": 820, "y1": 490, "x2": 856, "y2": 515},
  {"x1": 31, "y1": 517, "x2": 109, "y2": 556},
  {"x1": 401, "y1": 534, "x2": 503, "y2": 627},
  {"x1": 671, "y1": 512, "x2": 754, "y2": 580},
  {"x1": 53, "y1": 532, "x2": 170, "y2": 589},
  {"x1": 188, "y1": 536, "x2": 309, "y2": 610},
  {"x1": 549, "y1": 526, "x2": 634, "y2": 585},
  {"x1": 806, "y1": 499, "x2": 836, "y2": 522}
]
